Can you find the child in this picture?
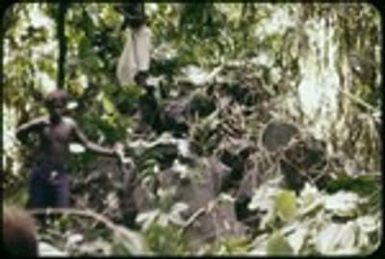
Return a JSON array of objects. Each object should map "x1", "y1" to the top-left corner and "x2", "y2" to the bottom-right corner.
[{"x1": 16, "y1": 89, "x2": 123, "y2": 209}]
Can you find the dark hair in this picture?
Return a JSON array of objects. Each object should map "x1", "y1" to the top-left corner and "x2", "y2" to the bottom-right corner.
[
  {"x1": 44, "y1": 89, "x2": 69, "y2": 107},
  {"x1": 2, "y1": 206, "x2": 38, "y2": 257},
  {"x1": 119, "y1": 2, "x2": 148, "y2": 29}
]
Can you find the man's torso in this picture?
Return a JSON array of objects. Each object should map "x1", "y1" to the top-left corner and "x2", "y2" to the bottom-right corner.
[{"x1": 35, "y1": 117, "x2": 75, "y2": 167}]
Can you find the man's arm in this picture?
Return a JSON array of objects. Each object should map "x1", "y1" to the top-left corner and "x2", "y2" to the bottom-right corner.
[
  {"x1": 15, "y1": 117, "x2": 47, "y2": 142},
  {"x1": 70, "y1": 119, "x2": 115, "y2": 157}
]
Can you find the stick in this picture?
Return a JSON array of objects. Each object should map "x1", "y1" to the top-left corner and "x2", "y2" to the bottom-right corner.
[
  {"x1": 339, "y1": 88, "x2": 376, "y2": 112},
  {"x1": 181, "y1": 207, "x2": 206, "y2": 230},
  {"x1": 30, "y1": 208, "x2": 117, "y2": 230},
  {"x1": 28, "y1": 208, "x2": 140, "y2": 246},
  {"x1": 206, "y1": 64, "x2": 224, "y2": 83}
]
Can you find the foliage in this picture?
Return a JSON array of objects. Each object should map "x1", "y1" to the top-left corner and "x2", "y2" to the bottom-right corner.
[
  {"x1": 144, "y1": 223, "x2": 189, "y2": 255},
  {"x1": 3, "y1": 2, "x2": 381, "y2": 256},
  {"x1": 248, "y1": 181, "x2": 381, "y2": 255}
]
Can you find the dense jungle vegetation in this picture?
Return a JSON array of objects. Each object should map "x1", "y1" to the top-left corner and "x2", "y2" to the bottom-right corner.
[{"x1": 2, "y1": 3, "x2": 382, "y2": 256}]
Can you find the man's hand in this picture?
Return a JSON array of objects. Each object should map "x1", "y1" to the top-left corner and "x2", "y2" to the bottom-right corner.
[
  {"x1": 134, "y1": 71, "x2": 148, "y2": 88},
  {"x1": 113, "y1": 142, "x2": 125, "y2": 161},
  {"x1": 113, "y1": 142, "x2": 136, "y2": 171}
]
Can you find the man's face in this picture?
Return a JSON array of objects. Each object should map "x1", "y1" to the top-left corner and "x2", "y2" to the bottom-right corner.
[{"x1": 47, "y1": 99, "x2": 65, "y2": 118}]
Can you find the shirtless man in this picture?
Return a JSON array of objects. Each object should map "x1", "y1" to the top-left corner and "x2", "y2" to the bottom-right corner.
[{"x1": 16, "y1": 89, "x2": 123, "y2": 209}]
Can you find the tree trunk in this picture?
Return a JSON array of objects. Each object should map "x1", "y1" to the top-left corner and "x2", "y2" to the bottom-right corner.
[{"x1": 57, "y1": 2, "x2": 67, "y2": 89}]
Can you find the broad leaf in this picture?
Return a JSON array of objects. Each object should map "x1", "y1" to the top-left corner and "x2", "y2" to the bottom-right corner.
[
  {"x1": 324, "y1": 191, "x2": 362, "y2": 217},
  {"x1": 356, "y1": 215, "x2": 379, "y2": 233},
  {"x1": 275, "y1": 190, "x2": 297, "y2": 222},
  {"x1": 316, "y1": 222, "x2": 359, "y2": 255},
  {"x1": 266, "y1": 232, "x2": 294, "y2": 255},
  {"x1": 299, "y1": 183, "x2": 323, "y2": 215},
  {"x1": 69, "y1": 143, "x2": 86, "y2": 153},
  {"x1": 286, "y1": 224, "x2": 308, "y2": 254}
]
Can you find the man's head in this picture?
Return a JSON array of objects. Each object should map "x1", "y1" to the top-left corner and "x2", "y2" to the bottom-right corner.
[
  {"x1": 44, "y1": 89, "x2": 69, "y2": 119},
  {"x1": 119, "y1": 2, "x2": 147, "y2": 29},
  {"x1": 2, "y1": 206, "x2": 38, "y2": 257}
]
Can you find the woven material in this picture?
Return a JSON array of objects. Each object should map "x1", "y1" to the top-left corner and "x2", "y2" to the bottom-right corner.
[{"x1": 116, "y1": 24, "x2": 152, "y2": 85}]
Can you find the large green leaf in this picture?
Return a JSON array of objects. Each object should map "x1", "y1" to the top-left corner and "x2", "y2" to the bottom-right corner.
[
  {"x1": 112, "y1": 227, "x2": 150, "y2": 255},
  {"x1": 324, "y1": 191, "x2": 363, "y2": 217},
  {"x1": 275, "y1": 190, "x2": 297, "y2": 222},
  {"x1": 286, "y1": 224, "x2": 308, "y2": 254},
  {"x1": 315, "y1": 222, "x2": 359, "y2": 255},
  {"x1": 356, "y1": 215, "x2": 379, "y2": 234},
  {"x1": 248, "y1": 185, "x2": 277, "y2": 211},
  {"x1": 101, "y1": 94, "x2": 116, "y2": 115},
  {"x1": 325, "y1": 174, "x2": 379, "y2": 197},
  {"x1": 298, "y1": 183, "x2": 323, "y2": 216},
  {"x1": 266, "y1": 232, "x2": 293, "y2": 255}
]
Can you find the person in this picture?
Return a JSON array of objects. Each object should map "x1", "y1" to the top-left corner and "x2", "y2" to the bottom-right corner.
[
  {"x1": 116, "y1": 2, "x2": 160, "y2": 134},
  {"x1": 15, "y1": 89, "x2": 124, "y2": 209},
  {"x1": 116, "y1": 2, "x2": 152, "y2": 88},
  {"x1": 2, "y1": 206, "x2": 38, "y2": 257}
]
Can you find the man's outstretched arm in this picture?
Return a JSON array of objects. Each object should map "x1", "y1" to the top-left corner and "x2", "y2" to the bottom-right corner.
[{"x1": 71, "y1": 120, "x2": 116, "y2": 157}]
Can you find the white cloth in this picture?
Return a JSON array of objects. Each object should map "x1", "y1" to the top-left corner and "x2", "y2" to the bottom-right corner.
[{"x1": 116, "y1": 25, "x2": 152, "y2": 86}]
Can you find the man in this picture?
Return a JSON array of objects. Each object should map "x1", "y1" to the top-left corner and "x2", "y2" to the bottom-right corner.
[
  {"x1": 115, "y1": 2, "x2": 160, "y2": 134},
  {"x1": 116, "y1": 2, "x2": 152, "y2": 87},
  {"x1": 16, "y1": 89, "x2": 123, "y2": 209}
]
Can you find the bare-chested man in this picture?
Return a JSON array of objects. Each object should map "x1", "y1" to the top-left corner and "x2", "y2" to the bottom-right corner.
[{"x1": 16, "y1": 89, "x2": 123, "y2": 209}]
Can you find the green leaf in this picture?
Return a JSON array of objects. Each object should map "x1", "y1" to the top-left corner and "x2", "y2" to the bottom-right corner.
[
  {"x1": 112, "y1": 227, "x2": 150, "y2": 255},
  {"x1": 275, "y1": 190, "x2": 297, "y2": 222},
  {"x1": 259, "y1": 207, "x2": 276, "y2": 231},
  {"x1": 356, "y1": 215, "x2": 379, "y2": 233},
  {"x1": 324, "y1": 191, "x2": 363, "y2": 217},
  {"x1": 266, "y1": 232, "x2": 293, "y2": 255},
  {"x1": 316, "y1": 222, "x2": 359, "y2": 255},
  {"x1": 67, "y1": 101, "x2": 78, "y2": 110},
  {"x1": 325, "y1": 174, "x2": 378, "y2": 196},
  {"x1": 102, "y1": 95, "x2": 116, "y2": 114},
  {"x1": 286, "y1": 224, "x2": 308, "y2": 254},
  {"x1": 298, "y1": 183, "x2": 323, "y2": 216},
  {"x1": 69, "y1": 143, "x2": 85, "y2": 153},
  {"x1": 166, "y1": 202, "x2": 190, "y2": 226},
  {"x1": 316, "y1": 223, "x2": 341, "y2": 254},
  {"x1": 136, "y1": 210, "x2": 160, "y2": 231},
  {"x1": 78, "y1": 36, "x2": 91, "y2": 59},
  {"x1": 248, "y1": 185, "x2": 277, "y2": 211}
]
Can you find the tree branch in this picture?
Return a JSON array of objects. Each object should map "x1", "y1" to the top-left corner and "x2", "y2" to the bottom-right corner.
[
  {"x1": 28, "y1": 208, "x2": 138, "y2": 244},
  {"x1": 181, "y1": 207, "x2": 206, "y2": 230},
  {"x1": 340, "y1": 88, "x2": 376, "y2": 112}
]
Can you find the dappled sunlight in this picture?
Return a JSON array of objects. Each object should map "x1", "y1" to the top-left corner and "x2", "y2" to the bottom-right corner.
[{"x1": 2, "y1": 2, "x2": 381, "y2": 256}]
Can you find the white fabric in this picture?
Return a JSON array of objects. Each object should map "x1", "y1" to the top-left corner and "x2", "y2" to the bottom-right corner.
[{"x1": 116, "y1": 25, "x2": 152, "y2": 86}]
